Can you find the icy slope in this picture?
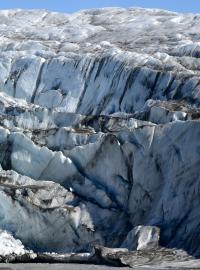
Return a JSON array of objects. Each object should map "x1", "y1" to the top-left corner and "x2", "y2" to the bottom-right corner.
[
  {"x1": 0, "y1": 8, "x2": 199, "y2": 114},
  {"x1": 0, "y1": 8, "x2": 200, "y2": 266}
]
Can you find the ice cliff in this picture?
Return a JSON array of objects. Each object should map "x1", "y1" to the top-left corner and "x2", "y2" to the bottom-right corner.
[{"x1": 0, "y1": 7, "x2": 200, "y2": 266}]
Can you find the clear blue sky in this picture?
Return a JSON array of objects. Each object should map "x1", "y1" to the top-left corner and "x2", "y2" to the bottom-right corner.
[{"x1": 0, "y1": 0, "x2": 198, "y2": 14}]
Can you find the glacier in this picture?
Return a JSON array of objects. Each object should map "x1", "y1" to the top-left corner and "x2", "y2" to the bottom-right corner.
[{"x1": 0, "y1": 7, "x2": 199, "y2": 268}]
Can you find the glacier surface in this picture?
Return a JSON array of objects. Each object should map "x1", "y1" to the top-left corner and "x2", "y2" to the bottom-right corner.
[{"x1": 0, "y1": 7, "x2": 199, "y2": 268}]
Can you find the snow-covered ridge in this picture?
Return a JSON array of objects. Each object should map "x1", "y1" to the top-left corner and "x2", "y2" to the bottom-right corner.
[{"x1": 0, "y1": 8, "x2": 200, "y2": 267}]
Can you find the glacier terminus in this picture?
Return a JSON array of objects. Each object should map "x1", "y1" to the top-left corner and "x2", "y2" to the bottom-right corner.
[{"x1": 0, "y1": 7, "x2": 199, "y2": 268}]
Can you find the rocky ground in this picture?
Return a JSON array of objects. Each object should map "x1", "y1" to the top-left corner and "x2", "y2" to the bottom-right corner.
[{"x1": 0, "y1": 265, "x2": 129, "y2": 270}]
